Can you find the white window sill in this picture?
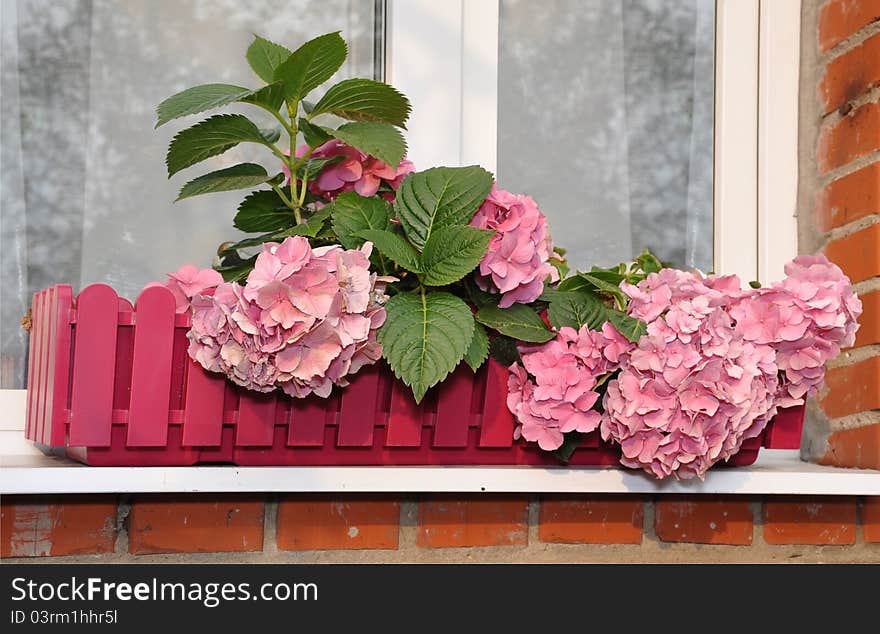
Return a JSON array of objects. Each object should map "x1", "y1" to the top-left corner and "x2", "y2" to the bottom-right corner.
[{"x1": 2, "y1": 391, "x2": 878, "y2": 496}]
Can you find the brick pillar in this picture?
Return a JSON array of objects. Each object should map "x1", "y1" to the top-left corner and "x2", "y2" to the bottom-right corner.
[{"x1": 804, "y1": 0, "x2": 880, "y2": 470}]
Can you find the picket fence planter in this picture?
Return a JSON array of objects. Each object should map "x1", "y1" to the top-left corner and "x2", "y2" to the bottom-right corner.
[{"x1": 24, "y1": 284, "x2": 804, "y2": 468}]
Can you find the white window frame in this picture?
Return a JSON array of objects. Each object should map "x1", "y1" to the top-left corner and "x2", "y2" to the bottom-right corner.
[{"x1": 386, "y1": 0, "x2": 799, "y2": 282}]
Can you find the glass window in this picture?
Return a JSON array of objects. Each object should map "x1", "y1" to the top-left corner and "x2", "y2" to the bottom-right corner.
[
  {"x1": 497, "y1": 0, "x2": 715, "y2": 272},
  {"x1": 0, "y1": 0, "x2": 382, "y2": 387}
]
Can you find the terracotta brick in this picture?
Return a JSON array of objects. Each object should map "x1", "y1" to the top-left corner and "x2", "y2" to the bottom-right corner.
[
  {"x1": 823, "y1": 223, "x2": 880, "y2": 283},
  {"x1": 854, "y1": 290, "x2": 880, "y2": 347},
  {"x1": 763, "y1": 497, "x2": 857, "y2": 544},
  {"x1": 815, "y1": 162, "x2": 880, "y2": 231},
  {"x1": 128, "y1": 495, "x2": 263, "y2": 555},
  {"x1": 655, "y1": 497, "x2": 753, "y2": 545},
  {"x1": 538, "y1": 496, "x2": 643, "y2": 544},
  {"x1": 417, "y1": 496, "x2": 528, "y2": 548},
  {"x1": 819, "y1": 32, "x2": 880, "y2": 114},
  {"x1": 863, "y1": 497, "x2": 880, "y2": 542},
  {"x1": 817, "y1": 101, "x2": 880, "y2": 174},
  {"x1": 0, "y1": 496, "x2": 116, "y2": 558},
  {"x1": 821, "y1": 357, "x2": 880, "y2": 418},
  {"x1": 276, "y1": 497, "x2": 399, "y2": 550},
  {"x1": 820, "y1": 422, "x2": 880, "y2": 469},
  {"x1": 818, "y1": 0, "x2": 880, "y2": 53}
]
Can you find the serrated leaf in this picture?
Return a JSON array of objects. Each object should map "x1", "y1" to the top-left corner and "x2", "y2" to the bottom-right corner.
[
  {"x1": 166, "y1": 114, "x2": 268, "y2": 177},
  {"x1": 358, "y1": 229, "x2": 422, "y2": 272},
  {"x1": 299, "y1": 117, "x2": 333, "y2": 147},
  {"x1": 274, "y1": 32, "x2": 347, "y2": 103},
  {"x1": 464, "y1": 322, "x2": 489, "y2": 372},
  {"x1": 327, "y1": 121, "x2": 406, "y2": 168},
  {"x1": 223, "y1": 208, "x2": 330, "y2": 251},
  {"x1": 547, "y1": 289, "x2": 606, "y2": 331},
  {"x1": 233, "y1": 189, "x2": 295, "y2": 232},
  {"x1": 176, "y1": 164, "x2": 273, "y2": 201},
  {"x1": 394, "y1": 166, "x2": 493, "y2": 250},
  {"x1": 246, "y1": 35, "x2": 293, "y2": 83},
  {"x1": 476, "y1": 304, "x2": 554, "y2": 343},
  {"x1": 310, "y1": 78, "x2": 411, "y2": 128},
  {"x1": 241, "y1": 82, "x2": 286, "y2": 111},
  {"x1": 605, "y1": 310, "x2": 647, "y2": 343},
  {"x1": 573, "y1": 272, "x2": 627, "y2": 308},
  {"x1": 379, "y1": 291, "x2": 475, "y2": 403},
  {"x1": 330, "y1": 192, "x2": 392, "y2": 249},
  {"x1": 421, "y1": 225, "x2": 493, "y2": 287},
  {"x1": 156, "y1": 84, "x2": 254, "y2": 127}
]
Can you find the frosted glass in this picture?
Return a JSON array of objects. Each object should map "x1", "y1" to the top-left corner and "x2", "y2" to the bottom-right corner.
[{"x1": 497, "y1": 0, "x2": 715, "y2": 273}]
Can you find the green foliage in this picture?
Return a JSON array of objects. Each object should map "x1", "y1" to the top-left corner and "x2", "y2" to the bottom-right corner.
[
  {"x1": 299, "y1": 118, "x2": 333, "y2": 147},
  {"x1": 488, "y1": 335, "x2": 523, "y2": 367},
  {"x1": 176, "y1": 164, "x2": 279, "y2": 201},
  {"x1": 274, "y1": 32, "x2": 347, "y2": 103},
  {"x1": 421, "y1": 226, "x2": 494, "y2": 287},
  {"x1": 166, "y1": 114, "x2": 268, "y2": 177},
  {"x1": 310, "y1": 78, "x2": 411, "y2": 127},
  {"x1": 475, "y1": 304, "x2": 554, "y2": 343},
  {"x1": 327, "y1": 121, "x2": 406, "y2": 169},
  {"x1": 329, "y1": 192, "x2": 392, "y2": 250},
  {"x1": 545, "y1": 288, "x2": 645, "y2": 343},
  {"x1": 156, "y1": 84, "x2": 254, "y2": 127},
  {"x1": 358, "y1": 229, "x2": 422, "y2": 272},
  {"x1": 233, "y1": 190, "x2": 295, "y2": 232},
  {"x1": 246, "y1": 35, "x2": 293, "y2": 83},
  {"x1": 379, "y1": 291, "x2": 475, "y2": 403},
  {"x1": 222, "y1": 208, "x2": 330, "y2": 253},
  {"x1": 464, "y1": 322, "x2": 489, "y2": 372},
  {"x1": 394, "y1": 166, "x2": 494, "y2": 250}
]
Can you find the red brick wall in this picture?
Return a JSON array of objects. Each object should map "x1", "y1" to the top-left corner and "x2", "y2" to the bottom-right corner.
[
  {"x1": 811, "y1": 0, "x2": 880, "y2": 470},
  {"x1": 2, "y1": 495, "x2": 879, "y2": 562}
]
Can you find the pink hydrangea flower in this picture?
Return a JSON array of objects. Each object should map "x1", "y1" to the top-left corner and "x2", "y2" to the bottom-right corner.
[
  {"x1": 731, "y1": 254, "x2": 861, "y2": 405},
  {"x1": 146, "y1": 264, "x2": 223, "y2": 313},
  {"x1": 506, "y1": 323, "x2": 633, "y2": 451},
  {"x1": 282, "y1": 141, "x2": 415, "y2": 201},
  {"x1": 470, "y1": 185, "x2": 559, "y2": 308},
  {"x1": 180, "y1": 236, "x2": 388, "y2": 397}
]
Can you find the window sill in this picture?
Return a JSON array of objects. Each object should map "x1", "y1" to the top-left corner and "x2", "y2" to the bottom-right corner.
[{"x1": 2, "y1": 391, "x2": 878, "y2": 496}]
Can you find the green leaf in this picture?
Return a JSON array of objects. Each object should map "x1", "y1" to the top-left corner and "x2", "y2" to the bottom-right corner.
[
  {"x1": 421, "y1": 225, "x2": 494, "y2": 287},
  {"x1": 394, "y1": 166, "x2": 494, "y2": 250},
  {"x1": 246, "y1": 35, "x2": 293, "y2": 83},
  {"x1": 223, "y1": 208, "x2": 330, "y2": 252},
  {"x1": 233, "y1": 189, "x2": 295, "y2": 232},
  {"x1": 176, "y1": 163, "x2": 274, "y2": 201},
  {"x1": 571, "y1": 272, "x2": 627, "y2": 308},
  {"x1": 464, "y1": 322, "x2": 489, "y2": 372},
  {"x1": 156, "y1": 84, "x2": 254, "y2": 127},
  {"x1": 260, "y1": 126, "x2": 282, "y2": 144},
  {"x1": 488, "y1": 335, "x2": 523, "y2": 367},
  {"x1": 330, "y1": 192, "x2": 392, "y2": 249},
  {"x1": 274, "y1": 32, "x2": 347, "y2": 103},
  {"x1": 378, "y1": 291, "x2": 475, "y2": 403},
  {"x1": 357, "y1": 229, "x2": 422, "y2": 272},
  {"x1": 299, "y1": 117, "x2": 333, "y2": 147},
  {"x1": 605, "y1": 310, "x2": 647, "y2": 343},
  {"x1": 547, "y1": 289, "x2": 607, "y2": 331},
  {"x1": 327, "y1": 121, "x2": 406, "y2": 168},
  {"x1": 310, "y1": 78, "x2": 411, "y2": 128},
  {"x1": 475, "y1": 304, "x2": 554, "y2": 343},
  {"x1": 552, "y1": 432, "x2": 584, "y2": 463},
  {"x1": 635, "y1": 248, "x2": 663, "y2": 275},
  {"x1": 166, "y1": 114, "x2": 268, "y2": 177},
  {"x1": 241, "y1": 82, "x2": 286, "y2": 111},
  {"x1": 215, "y1": 255, "x2": 257, "y2": 283}
]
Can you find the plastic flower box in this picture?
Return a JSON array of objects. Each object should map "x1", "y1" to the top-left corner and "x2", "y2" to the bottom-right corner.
[{"x1": 24, "y1": 283, "x2": 804, "y2": 468}]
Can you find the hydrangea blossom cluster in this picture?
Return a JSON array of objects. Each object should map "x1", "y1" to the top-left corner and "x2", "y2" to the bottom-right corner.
[
  {"x1": 155, "y1": 236, "x2": 388, "y2": 398},
  {"x1": 505, "y1": 254, "x2": 861, "y2": 479},
  {"x1": 283, "y1": 140, "x2": 415, "y2": 201},
  {"x1": 730, "y1": 255, "x2": 862, "y2": 406},
  {"x1": 470, "y1": 185, "x2": 559, "y2": 308},
  {"x1": 507, "y1": 323, "x2": 633, "y2": 451}
]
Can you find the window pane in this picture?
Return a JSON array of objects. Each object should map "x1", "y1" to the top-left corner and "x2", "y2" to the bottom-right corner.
[
  {"x1": 0, "y1": 0, "x2": 381, "y2": 387},
  {"x1": 497, "y1": 0, "x2": 715, "y2": 272}
]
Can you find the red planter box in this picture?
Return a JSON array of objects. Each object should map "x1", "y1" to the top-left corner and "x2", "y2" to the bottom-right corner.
[{"x1": 25, "y1": 284, "x2": 804, "y2": 467}]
